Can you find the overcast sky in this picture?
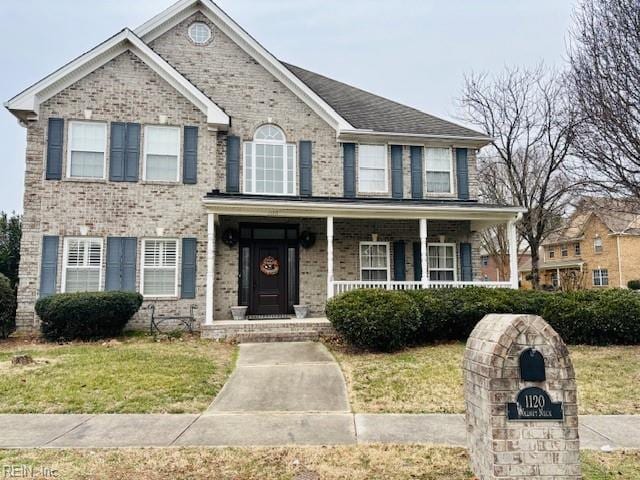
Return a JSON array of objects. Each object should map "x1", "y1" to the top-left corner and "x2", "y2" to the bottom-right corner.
[{"x1": 0, "y1": 0, "x2": 576, "y2": 214}]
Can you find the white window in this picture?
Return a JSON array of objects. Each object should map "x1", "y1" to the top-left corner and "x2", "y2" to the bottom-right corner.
[
  {"x1": 62, "y1": 238, "x2": 103, "y2": 293},
  {"x1": 358, "y1": 145, "x2": 388, "y2": 193},
  {"x1": 575, "y1": 243, "x2": 581, "y2": 256},
  {"x1": 428, "y1": 243, "x2": 457, "y2": 281},
  {"x1": 593, "y1": 268, "x2": 609, "y2": 287},
  {"x1": 188, "y1": 22, "x2": 212, "y2": 44},
  {"x1": 561, "y1": 244, "x2": 568, "y2": 257},
  {"x1": 594, "y1": 236, "x2": 603, "y2": 253},
  {"x1": 425, "y1": 147, "x2": 453, "y2": 193},
  {"x1": 548, "y1": 248, "x2": 555, "y2": 259},
  {"x1": 67, "y1": 121, "x2": 107, "y2": 179},
  {"x1": 144, "y1": 126, "x2": 180, "y2": 182},
  {"x1": 142, "y1": 239, "x2": 178, "y2": 297},
  {"x1": 551, "y1": 271, "x2": 559, "y2": 288},
  {"x1": 243, "y1": 124, "x2": 296, "y2": 195},
  {"x1": 359, "y1": 242, "x2": 390, "y2": 281}
]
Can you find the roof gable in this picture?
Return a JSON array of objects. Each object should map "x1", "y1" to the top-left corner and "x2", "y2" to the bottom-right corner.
[{"x1": 5, "y1": 29, "x2": 229, "y2": 128}]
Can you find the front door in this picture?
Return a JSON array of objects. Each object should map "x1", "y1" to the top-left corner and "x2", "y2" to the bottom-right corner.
[{"x1": 252, "y1": 242, "x2": 287, "y2": 315}]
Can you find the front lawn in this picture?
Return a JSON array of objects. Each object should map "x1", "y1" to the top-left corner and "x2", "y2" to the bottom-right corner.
[
  {"x1": 0, "y1": 447, "x2": 637, "y2": 479},
  {"x1": 0, "y1": 335, "x2": 236, "y2": 413},
  {"x1": 330, "y1": 342, "x2": 640, "y2": 414}
]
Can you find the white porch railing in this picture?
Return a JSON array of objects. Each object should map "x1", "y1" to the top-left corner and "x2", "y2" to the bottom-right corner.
[{"x1": 331, "y1": 280, "x2": 513, "y2": 297}]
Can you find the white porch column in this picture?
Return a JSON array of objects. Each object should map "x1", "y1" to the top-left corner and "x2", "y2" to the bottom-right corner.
[
  {"x1": 205, "y1": 213, "x2": 216, "y2": 325},
  {"x1": 508, "y1": 219, "x2": 519, "y2": 289},
  {"x1": 420, "y1": 218, "x2": 428, "y2": 286},
  {"x1": 327, "y1": 216, "x2": 335, "y2": 299}
]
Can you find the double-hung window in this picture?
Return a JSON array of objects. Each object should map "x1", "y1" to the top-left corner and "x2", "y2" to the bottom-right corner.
[
  {"x1": 244, "y1": 124, "x2": 296, "y2": 195},
  {"x1": 359, "y1": 242, "x2": 390, "y2": 281},
  {"x1": 594, "y1": 236, "x2": 603, "y2": 253},
  {"x1": 144, "y1": 126, "x2": 180, "y2": 182},
  {"x1": 67, "y1": 121, "x2": 107, "y2": 179},
  {"x1": 358, "y1": 145, "x2": 388, "y2": 193},
  {"x1": 561, "y1": 244, "x2": 568, "y2": 257},
  {"x1": 593, "y1": 268, "x2": 609, "y2": 287},
  {"x1": 425, "y1": 147, "x2": 453, "y2": 193},
  {"x1": 62, "y1": 238, "x2": 103, "y2": 293},
  {"x1": 142, "y1": 239, "x2": 178, "y2": 297},
  {"x1": 574, "y1": 243, "x2": 581, "y2": 256},
  {"x1": 428, "y1": 243, "x2": 456, "y2": 281}
]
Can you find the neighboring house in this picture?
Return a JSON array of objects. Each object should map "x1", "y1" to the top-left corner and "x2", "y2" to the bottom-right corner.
[
  {"x1": 480, "y1": 249, "x2": 531, "y2": 283},
  {"x1": 519, "y1": 198, "x2": 640, "y2": 290},
  {"x1": 5, "y1": 0, "x2": 523, "y2": 336}
]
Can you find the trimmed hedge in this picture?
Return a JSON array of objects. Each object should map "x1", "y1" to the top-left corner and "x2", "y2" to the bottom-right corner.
[
  {"x1": 0, "y1": 273, "x2": 16, "y2": 339},
  {"x1": 36, "y1": 291, "x2": 143, "y2": 341},
  {"x1": 326, "y1": 287, "x2": 640, "y2": 350},
  {"x1": 326, "y1": 289, "x2": 421, "y2": 351}
]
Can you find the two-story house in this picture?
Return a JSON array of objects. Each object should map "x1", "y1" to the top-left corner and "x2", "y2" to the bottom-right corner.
[
  {"x1": 5, "y1": 0, "x2": 523, "y2": 338},
  {"x1": 519, "y1": 198, "x2": 640, "y2": 290}
]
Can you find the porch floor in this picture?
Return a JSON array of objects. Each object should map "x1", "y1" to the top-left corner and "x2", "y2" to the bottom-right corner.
[{"x1": 201, "y1": 317, "x2": 335, "y2": 343}]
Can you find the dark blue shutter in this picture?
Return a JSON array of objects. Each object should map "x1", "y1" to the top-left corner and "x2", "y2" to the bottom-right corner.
[
  {"x1": 106, "y1": 237, "x2": 137, "y2": 291},
  {"x1": 226, "y1": 135, "x2": 240, "y2": 193},
  {"x1": 181, "y1": 238, "x2": 197, "y2": 299},
  {"x1": 393, "y1": 241, "x2": 406, "y2": 281},
  {"x1": 299, "y1": 140, "x2": 313, "y2": 196},
  {"x1": 109, "y1": 123, "x2": 126, "y2": 181},
  {"x1": 343, "y1": 143, "x2": 356, "y2": 198},
  {"x1": 460, "y1": 242, "x2": 473, "y2": 281},
  {"x1": 183, "y1": 126, "x2": 198, "y2": 184},
  {"x1": 413, "y1": 242, "x2": 422, "y2": 281},
  {"x1": 46, "y1": 118, "x2": 64, "y2": 180},
  {"x1": 39, "y1": 236, "x2": 59, "y2": 298},
  {"x1": 391, "y1": 145, "x2": 403, "y2": 199},
  {"x1": 105, "y1": 237, "x2": 124, "y2": 290},
  {"x1": 410, "y1": 146, "x2": 423, "y2": 199},
  {"x1": 456, "y1": 148, "x2": 470, "y2": 200},
  {"x1": 124, "y1": 123, "x2": 140, "y2": 182}
]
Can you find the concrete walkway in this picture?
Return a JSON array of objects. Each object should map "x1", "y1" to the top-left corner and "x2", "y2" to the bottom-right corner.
[
  {"x1": 206, "y1": 342, "x2": 350, "y2": 413},
  {"x1": 0, "y1": 414, "x2": 639, "y2": 449}
]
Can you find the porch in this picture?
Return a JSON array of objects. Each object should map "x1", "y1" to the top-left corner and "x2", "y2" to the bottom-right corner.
[{"x1": 202, "y1": 193, "x2": 525, "y2": 326}]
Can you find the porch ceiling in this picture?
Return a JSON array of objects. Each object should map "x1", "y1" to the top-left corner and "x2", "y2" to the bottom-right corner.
[{"x1": 203, "y1": 193, "x2": 524, "y2": 223}]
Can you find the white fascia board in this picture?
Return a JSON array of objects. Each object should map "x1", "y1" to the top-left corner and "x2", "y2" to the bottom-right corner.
[
  {"x1": 5, "y1": 28, "x2": 229, "y2": 129},
  {"x1": 338, "y1": 129, "x2": 494, "y2": 148},
  {"x1": 202, "y1": 197, "x2": 526, "y2": 221},
  {"x1": 135, "y1": 0, "x2": 353, "y2": 132}
]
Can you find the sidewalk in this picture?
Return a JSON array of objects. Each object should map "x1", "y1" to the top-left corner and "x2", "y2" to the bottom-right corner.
[{"x1": 1, "y1": 413, "x2": 638, "y2": 450}]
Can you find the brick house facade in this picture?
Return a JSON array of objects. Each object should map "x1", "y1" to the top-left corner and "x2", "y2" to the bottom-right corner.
[{"x1": 6, "y1": 0, "x2": 523, "y2": 336}]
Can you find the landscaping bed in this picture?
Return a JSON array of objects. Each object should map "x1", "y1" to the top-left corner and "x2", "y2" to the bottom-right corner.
[
  {"x1": 0, "y1": 447, "x2": 637, "y2": 479},
  {"x1": 330, "y1": 342, "x2": 640, "y2": 415},
  {"x1": 0, "y1": 334, "x2": 236, "y2": 414}
]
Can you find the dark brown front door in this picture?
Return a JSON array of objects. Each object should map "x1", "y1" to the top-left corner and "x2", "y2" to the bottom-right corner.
[{"x1": 252, "y1": 242, "x2": 287, "y2": 315}]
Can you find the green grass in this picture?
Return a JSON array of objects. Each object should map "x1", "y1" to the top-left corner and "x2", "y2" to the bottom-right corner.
[
  {"x1": 0, "y1": 447, "x2": 636, "y2": 479},
  {"x1": 331, "y1": 342, "x2": 640, "y2": 414},
  {"x1": 0, "y1": 335, "x2": 237, "y2": 413}
]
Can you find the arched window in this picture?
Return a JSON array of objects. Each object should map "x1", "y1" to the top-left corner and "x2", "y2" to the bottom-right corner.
[{"x1": 243, "y1": 124, "x2": 296, "y2": 195}]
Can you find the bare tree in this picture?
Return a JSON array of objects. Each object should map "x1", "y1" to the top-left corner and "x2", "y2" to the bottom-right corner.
[
  {"x1": 460, "y1": 66, "x2": 577, "y2": 289},
  {"x1": 568, "y1": 0, "x2": 640, "y2": 201}
]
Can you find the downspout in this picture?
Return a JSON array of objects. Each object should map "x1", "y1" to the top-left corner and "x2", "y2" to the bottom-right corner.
[{"x1": 616, "y1": 235, "x2": 624, "y2": 288}]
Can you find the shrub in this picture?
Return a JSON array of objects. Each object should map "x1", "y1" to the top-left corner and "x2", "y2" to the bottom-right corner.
[
  {"x1": 627, "y1": 280, "x2": 640, "y2": 290},
  {"x1": 36, "y1": 291, "x2": 143, "y2": 341},
  {"x1": 326, "y1": 289, "x2": 421, "y2": 351},
  {"x1": 0, "y1": 273, "x2": 16, "y2": 339}
]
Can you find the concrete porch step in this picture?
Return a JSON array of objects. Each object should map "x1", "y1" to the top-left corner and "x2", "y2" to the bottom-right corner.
[{"x1": 201, "y1": 318, "x2": 336, "y2": 343}]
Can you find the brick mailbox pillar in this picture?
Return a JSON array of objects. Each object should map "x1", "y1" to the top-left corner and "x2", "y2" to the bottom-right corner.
[{"x1": 463, "y1": 314, "x2": 581, "y2": 479}]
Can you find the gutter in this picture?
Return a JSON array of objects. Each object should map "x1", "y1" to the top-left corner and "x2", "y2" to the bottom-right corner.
[{"x1": 338, "y1": 129, "x2": 494, "y2": 145}]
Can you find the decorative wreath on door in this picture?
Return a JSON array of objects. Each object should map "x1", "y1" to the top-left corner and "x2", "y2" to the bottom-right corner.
[{"x1": 260, "y1": 256, "x2": 280, "y2": 276}]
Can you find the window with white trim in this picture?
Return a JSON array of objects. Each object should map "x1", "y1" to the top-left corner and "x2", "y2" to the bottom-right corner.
[
  {"x1": 142, "y1": 239, "x2": 178, "y2": 297},
  {"x1": 67, "y1": 121, "x2": 107, "y2": 179},
  {"x1": 593, "y1": 268, "x2": 609, "y2": 287},
  {"x1": 359, "y1": 242, "x2": 390, "y2": 281},
  {"x1": 574, "y1": 242, "x2": 581, "y2": 256},
  {"x1": 594, "y1": 236, "x2": 603, "y2": 253},
  {"x1": 425, "y1": 147, "x2": 453, "y2": 193},
  {"x1": 358, "y1": 145, "x2": 388, "y2": 193},
  {"x1": 561, "y1": 244, "x2": 568, "y2": 257},
  {"x1": 188, "y1": 22, "x2": 212, "y2": 44},
  {"x1": 428, "y1": 243, "x2": 457, "y2": 281},
  {"x1": 62, "y1": 238, "x2": 103, "y2": 293},
  {"x1": 143, "y1": 126, "x2": 180, "y2": 182},
  {"x1": 243, "y1": 125, "x2": 296, "y2": 195}
]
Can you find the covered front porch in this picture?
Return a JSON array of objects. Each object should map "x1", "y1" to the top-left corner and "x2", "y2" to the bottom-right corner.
[{"x1": 201, "y1": 194, "x2": 524, "y2": 326}]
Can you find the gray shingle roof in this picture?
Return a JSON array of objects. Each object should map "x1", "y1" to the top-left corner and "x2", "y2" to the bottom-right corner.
[{"x1": 283, "y1": 62, "x2": 488, "y2": 139}]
